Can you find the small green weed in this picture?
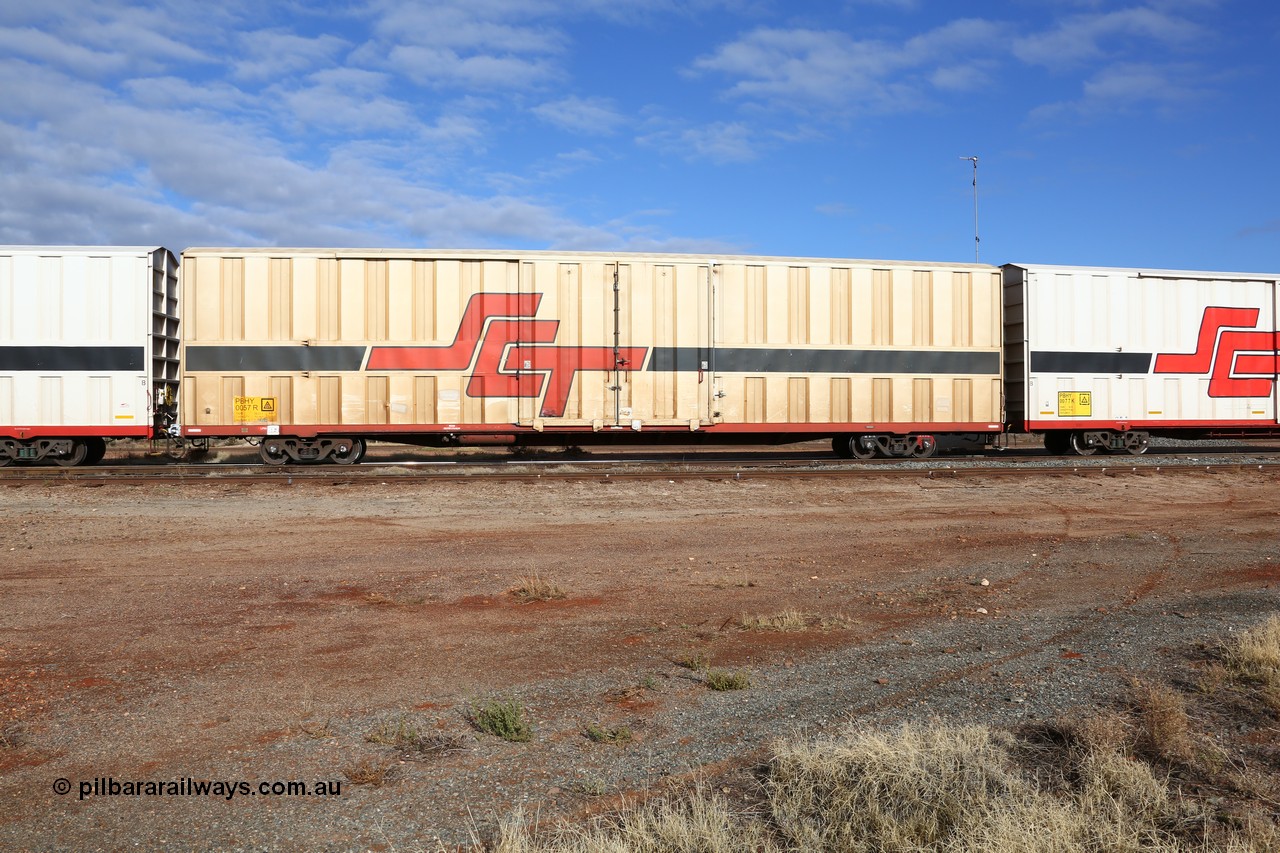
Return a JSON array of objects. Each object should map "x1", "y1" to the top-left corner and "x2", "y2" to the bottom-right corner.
[
  {"x1": 584, "y1": 723, "x2": 633, "y2": 745},
  {"x1": 705, "y1": 669, "x2": 751, "y2": 691},
  {"x1": 471, "y1": 699, "x2": 534, "y2": 742},
  {"x1": 676, "y1": 651, "x2": 710, "y2": 672}
]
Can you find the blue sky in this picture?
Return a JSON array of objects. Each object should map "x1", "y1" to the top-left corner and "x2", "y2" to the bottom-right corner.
[{"x1": 0, "y1": 0, "x2": 1276, "y2": 271}]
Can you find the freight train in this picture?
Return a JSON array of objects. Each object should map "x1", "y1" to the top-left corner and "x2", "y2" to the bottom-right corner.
[{"x1": 1, "y1": 246, "x2": 1277, "y2": 466}]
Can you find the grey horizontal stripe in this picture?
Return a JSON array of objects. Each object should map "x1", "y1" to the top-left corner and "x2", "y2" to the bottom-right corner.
[
  {"x1": 1031, "y1": 351, "x2": 1152, "y2": 374},
  {"x1": 650, "y1": 347, "x2": 1000, "y2": 375},
  {"x1": 0, "y1": 346, "x2": 143, "y2": 372},
  {"x1": 186, "y1": 346, "x2": 368, "y2": 372}
]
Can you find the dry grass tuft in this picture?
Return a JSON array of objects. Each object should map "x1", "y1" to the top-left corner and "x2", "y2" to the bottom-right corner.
[
  {"x1": 509, "y1": 574, "x2": 567, "y2": 604},
  {"x1": 488, "y1": 716, "x2": 1279, "y2": 852},
  {"x1": 482, "y1": 620, "x2": 1280, "y2": 852},
  {"x1": 1128, "y1": 679, "x2": 1195, "y2": 764},
  {"x1": 364, "y1": 715, "x2": 465, "y2": 756},
  {"x1": 298, "y1": 719, "x2": 335, "y2": 740},
  {"x1": 735, "y1": 609, "x2": 810, "y2": 632},
  {"x1": 1225, "y1": 615, "x2": 1280, "y2": 690},
  {"x1": 491, "y1": 790, "x2": 779, "y2": 853},
  {"x1": 343, "y1": 757, "x2": 396, "y2": 787},
  {"x1": 734, "y1": 609, "x2": 853, "y2": 633}
]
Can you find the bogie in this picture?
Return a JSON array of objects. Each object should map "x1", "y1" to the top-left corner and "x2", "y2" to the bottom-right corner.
[{"x1": 257, "y1": 437, "x2": 367, "y2": 465}]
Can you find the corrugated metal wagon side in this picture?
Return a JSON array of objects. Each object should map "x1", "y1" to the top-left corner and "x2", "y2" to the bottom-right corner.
[
  {"x1": 179, "y1": 248, "x2": 1003, "y2": 464},
  {"x1": 0, "y1": 246, "x2": 178, "y2": 466},
  {"x1": 1004, "y1": 262, "x2": 1280, "y2": 455}
]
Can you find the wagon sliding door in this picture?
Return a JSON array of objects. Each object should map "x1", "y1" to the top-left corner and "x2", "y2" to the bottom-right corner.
[{"x1": 615, "y1": 260, "x2": 713, "y2": 428}]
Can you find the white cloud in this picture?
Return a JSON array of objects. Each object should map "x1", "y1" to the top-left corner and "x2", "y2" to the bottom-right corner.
[
  {"x1": 638, "y1": 121, "x2": 760, "y2": 163},
  {"x1": 1029, "y1": 61, "x2": 1208, "y2": 120},
  {"x1": 532, "y1": 96, "x2": 627, "y2": 135},
  {"x1": 1013, "y1": 7, "x2": 1205, "y2": 68},
  {"x1": 691, "y1": 19, "x2": 1005, "y2": 115},
  {"x1": 233, "y1": 29, "x2": 349, "y2": 81}
]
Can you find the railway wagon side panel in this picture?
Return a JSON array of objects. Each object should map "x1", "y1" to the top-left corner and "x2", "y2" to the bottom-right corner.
[
  {"x1": 180, "y1": 250, "x2": 1004, "y2": 443},
  {"x1": 181, "y1": 252, "x2": 711, "y2": 433},
  {"x1": 711, "y1": 261, "x2": 1003, "y2": 429},
  {"x1": 1007, "y1": 263, "x2": 1280, "y2": 436},
  {"x1": 0, "y1": 247, "x2": 177, "y2": 441}
]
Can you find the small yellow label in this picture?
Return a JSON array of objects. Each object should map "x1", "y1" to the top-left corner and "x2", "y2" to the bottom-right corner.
[
  {"x1": 234, "y1": 396, "x2": 278, "y2": 424},
  {"x1": 114, "y1": 414, "x2": 134, "y2": 420},
  {"x1": 1057, "y1": 391, "x2": 1092, "y2": 417}
]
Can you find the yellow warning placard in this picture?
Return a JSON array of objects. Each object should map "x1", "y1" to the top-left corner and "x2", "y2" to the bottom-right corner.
[
  {"x1": 1057, "y1": 391, "x2": 1092, "y2": 418},
  {"x1": 234, "y1": 396, "x2": 278, "y2": 424}
]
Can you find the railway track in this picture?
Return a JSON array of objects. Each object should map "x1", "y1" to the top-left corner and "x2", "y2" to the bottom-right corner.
[{"x1": 3, "y1": 447, "x2": 1280, "y2": 485}]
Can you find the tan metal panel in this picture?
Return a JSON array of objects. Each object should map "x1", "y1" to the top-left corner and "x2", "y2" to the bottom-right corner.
[
  {"x1": 744, "y1": 377, "x2": 766, "y2": 422},
  {"x1": 221, "y1": 257, "x2": 244, "y2": 341},
  {"x1": 387, "y1": 260, "x2": 413, "y2": 342},
  {"x1": 872, "y1": 378, "x2": 892, "y2": 421},
  {"x1": 747, "y1": 266, "x2": 766, "y2": 344},
  {"x1": 788, "y1": 377, "x2": 809, "y2": 422},
  {"x1": 242, "y1": 256, "x2": 267, "y2": 341},
  {"x1": 945, "y1": 271, "x2": 969, "y2": 348},
  {"x1": 318, "y1": 258, "x2": 341, "y2": 341},
  {"x1": 292, "y1": 256, "x2": 318, "y2": 342},
  {"x1": 788, "y1": 266, "x2": 810, "y2": 345},
  {"x1": 220, "y1": 376, "x2": 243, "y2": 423},
  {"x1": 315, "y1": 375, "x2": 340, "y2": 424},
  {"x1": 765, "y1": 265, "x2": 788, "y2": 344},
  {"x1": 413, "y1": 376, "x2": 437, "y2": 423},
  {"x1": 913, "y1": 378, "x2": 933, "y2": 421},
  {"x1": 367, "y1": 375, "x2": 389, "y2": 424},
  {"x1": 830, "y1": 378, "x2": 851, "y2": 422},
  {"x1": 829, "y1": 268, "x2": 851, "y2": 346},
  {"x1": 953, "y1": 378, "x2": 972, "y2": 422},
  {"x1": 975, "y1": 270, "x2": 1001, "y2": 348},
  {"x1": 412, "y1": 261, "x2": 435, "y2": 341},
  {"x1": 871, "y1": 269, "x2": 892, "y2": 346},
  {"x1": 891, "y1": 267, "x2": 914, "y2": 346},
  {"x1": 269, "y1": 258, "x2": 292, "y2": 341},
  {"x1": 337, "y1": 260, "x2": 363, "y2": 341},
  {"x1": 366, "y1": 260, "x2": 388, "y2": 341},
  {"x1": 270, "y1": 376, "x2": 293, "y2": 423},
  {"x1": 912, "y1": 270, "x2": 933, "y2": 346}
]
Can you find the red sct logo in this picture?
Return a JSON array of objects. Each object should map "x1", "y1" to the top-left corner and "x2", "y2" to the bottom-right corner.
[{"x1": 366, "y1": 293, "x2": 648, "y2": 418}]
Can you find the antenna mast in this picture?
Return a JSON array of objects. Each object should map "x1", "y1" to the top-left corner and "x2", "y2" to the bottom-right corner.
[{"x1": 960, "y1": 156, "x2": 979, "y2": 262}]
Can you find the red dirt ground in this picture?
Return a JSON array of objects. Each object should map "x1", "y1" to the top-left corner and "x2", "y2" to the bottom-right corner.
[{"x1": 1, "y1": 465, "x2": 1278, "y2": 849}]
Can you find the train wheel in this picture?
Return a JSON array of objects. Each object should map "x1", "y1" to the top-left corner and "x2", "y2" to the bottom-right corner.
[
  {"x1": 1122, "y1": 432, "x2": 1149, "y2": 455},
  {"x1": 1042, "y1": 431, "x2": 1070, "y2": 455},
  {"x1": 908, "y1": 435, "x2": 938, "y2": 458},
  {"x1": 83, "y1": 438, "x2": 107, "y2": 465},
  {"x1": 53, "y1": 440, "x2": 89, "y2": 467},
  {"x1": 1068, "y1": 431, "x2": 1099, "y2": 456},
  {"x1": 0, "y1": 453, "x2": 12, "y2": 467},
  {"x1": 331, "y1": 438, "x2": 366, "y2": 465},
  {"x1": 259, "y1": 439, "x2": 289, "y2": 465},
  {"x1": 847, "y1": 435, "x2": 878, "y2": 459}
]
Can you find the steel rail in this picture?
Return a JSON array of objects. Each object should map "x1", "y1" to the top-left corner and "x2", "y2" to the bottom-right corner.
[{"x1": 3, "y1": 457, "x2": 1279, "y2": 486}]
